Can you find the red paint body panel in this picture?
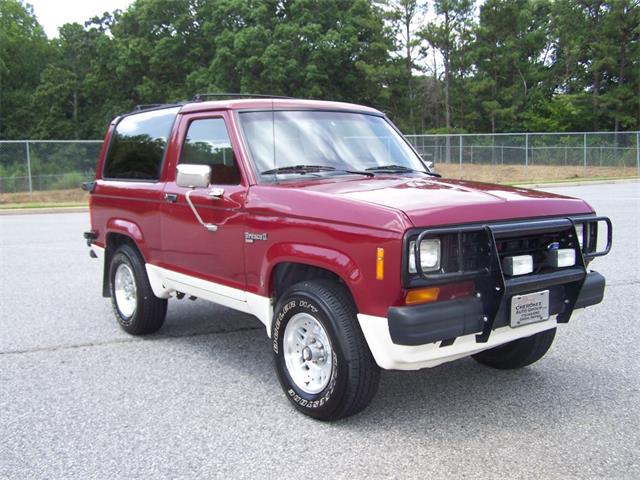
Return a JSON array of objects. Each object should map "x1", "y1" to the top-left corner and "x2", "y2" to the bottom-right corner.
[
  {"x1": 243, "y1": 184, "x2": 407, "y2": 315},
  {"x1": 282, "y1": 176, "x2": 594, "y2": 227},
  {"x1": 88, "y1": 99, "x2": 596, "y2": 319},
  {"x1": 91, "y1": 181, "x2": 166, "y2": 260}
]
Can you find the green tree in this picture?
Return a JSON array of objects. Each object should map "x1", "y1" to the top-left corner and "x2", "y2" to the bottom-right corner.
[
  {"x1": 32, "y1": 23, "x2": 109, "y2": 138},
  {"x1": 108, "y1": 0, "x2": 205, "y2": 104},
  {"x1": 382, "y1": 0, "x2": 426, "y2": 132},
  {"x1": 0, "y1": 0, "x2": 52, "y2": 139},
  {"x1": 195, "y1": 0, "x2": 394, "y2": 107},
  {"x1": 549, "y1": 0, "x2": 639, "y2": 131},
  {"x1": 470, "y1": 0, "x2": 551, "y2": 132},
  {"x1": 420, "y1": 0, "x2": 475, "y2": 131}
]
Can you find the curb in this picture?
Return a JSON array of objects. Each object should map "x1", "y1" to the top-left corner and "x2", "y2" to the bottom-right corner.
[
  {"x1": 0, "y1": 206, "x2": 88, "y2": 215},
  {"x1": 516, "y1": 178, "x2": 639, "y2": 189}
]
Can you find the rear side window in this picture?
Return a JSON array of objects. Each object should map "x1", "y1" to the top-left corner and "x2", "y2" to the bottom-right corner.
[
  {"x1": 103, "y1": 107, "x2": 179, "y2": 180},
  {"x1": 180, "y1": 118, "x2": 240, "y2": 184}
]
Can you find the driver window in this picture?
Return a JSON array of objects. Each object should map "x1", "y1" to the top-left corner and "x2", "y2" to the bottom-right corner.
[{"x1": 180, "y1": 118, "x2": 241, "y2": 184}]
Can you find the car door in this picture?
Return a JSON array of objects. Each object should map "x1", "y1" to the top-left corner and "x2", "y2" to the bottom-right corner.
[{"x1": 160, "y1": 111, "x2": 248, "y2": 299}]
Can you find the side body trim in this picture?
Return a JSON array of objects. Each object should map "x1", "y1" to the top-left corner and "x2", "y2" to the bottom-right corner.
[{"x1": 145, "y1": 264, "x2": 273, "y2": 334}]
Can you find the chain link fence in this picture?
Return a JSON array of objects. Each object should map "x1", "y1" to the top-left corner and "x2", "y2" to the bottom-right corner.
[
  {"x1": 0, "y1": 132, "x2": 638, "y2": 199},
  {"x1": 0, "y1": 141, "x2": 102, "y2": 197},
  {"x1": 406, "y1": 131, "x2": 640, "y2": 182}
]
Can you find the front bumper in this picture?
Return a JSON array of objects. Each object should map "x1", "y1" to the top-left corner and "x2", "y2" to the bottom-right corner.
[
  {"x1": 389, "y1": 270, "x2": 605, "y2": 346},
  {"x1": 358, "y1": 270, "x2": 605, "y2": 370}
]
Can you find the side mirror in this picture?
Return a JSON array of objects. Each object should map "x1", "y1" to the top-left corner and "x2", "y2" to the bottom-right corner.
[
  {"x1": 176, "y1": 164, "x2": 211, "y2": 188},
  {"x1": 425, "y1": 161, "x2": 434, "y2": 170}
]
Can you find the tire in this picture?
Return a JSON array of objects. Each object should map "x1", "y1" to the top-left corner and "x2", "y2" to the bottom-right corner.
[
  {"x1": 272, "y1": 279, "x2": 380, "y2": 420},
  {"x1": 472, "y1": 327, "x2": 556, "y2": 369},
  {"x1": 109, "y1": 243, "x2": 167, "y2": 335}
]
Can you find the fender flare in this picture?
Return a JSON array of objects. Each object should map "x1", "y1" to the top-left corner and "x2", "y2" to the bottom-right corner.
[
  {"x1": 263, "y1": 242, "x2": 363, "y2": 309},
  {"x1": 101, "y1": 219, "x2": 147, "y2": 297},
  {"x1": 105, "y1": 218, "x2": 148, "y2": 260}
]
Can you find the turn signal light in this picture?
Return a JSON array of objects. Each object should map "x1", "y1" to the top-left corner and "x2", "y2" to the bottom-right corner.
[
  {"x1": 376, "y1": 248, "x2": 384, "y2": 280},
  {"x1": 404, "y1": 281, "x2": 475, "y2": 306},
  {"x1": 405, "y1": 287, "x2": 440, "y2": 305}
]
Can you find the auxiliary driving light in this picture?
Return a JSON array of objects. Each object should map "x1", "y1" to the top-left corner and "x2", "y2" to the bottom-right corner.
[
  {"x1": 549, "y1": 248, "x2": 576, "y2": 268},
  {"x1": 502, "y1": 255, "x2": 533, "y2": 276}
]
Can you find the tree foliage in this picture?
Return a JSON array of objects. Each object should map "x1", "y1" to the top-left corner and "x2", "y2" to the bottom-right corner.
[{"x1": 0, "y1": 0, "x2": 638, "y2": 140}]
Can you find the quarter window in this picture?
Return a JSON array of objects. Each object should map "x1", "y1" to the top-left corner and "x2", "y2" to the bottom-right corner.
[
  {"x1": 180, "y1": 118, "x2": 240, "y2": 185},
  {"x1": 103, "y1": 107, "x2": 179, "y2": 180}
]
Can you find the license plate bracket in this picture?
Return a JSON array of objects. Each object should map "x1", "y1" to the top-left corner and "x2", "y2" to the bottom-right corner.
[{"x1": 510, "y1": 290, "x2": 550, "y2": 328}]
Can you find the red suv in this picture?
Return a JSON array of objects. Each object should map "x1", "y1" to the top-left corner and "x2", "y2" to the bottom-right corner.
[{"x1": 84, "y1": 95, "x2": 612, "y2": 420}]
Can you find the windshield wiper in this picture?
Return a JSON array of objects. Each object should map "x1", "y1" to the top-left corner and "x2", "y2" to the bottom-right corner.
[
  {"x1": 261, "y1": 165, "x2": 334, "y2": 175},
  {"x1": 261, "y1": 165, "x2": 374, "y2": 177},
  {"x1": 365, "y1": 164, "x2": 441, "y2": 177}
]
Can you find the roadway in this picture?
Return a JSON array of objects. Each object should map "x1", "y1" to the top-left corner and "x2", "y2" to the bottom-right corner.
[{"x1": 1, "y1": 182, "x2": 638, "y2": 479}]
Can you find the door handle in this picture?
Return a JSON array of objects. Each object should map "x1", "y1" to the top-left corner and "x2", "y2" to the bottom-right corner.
[
  {"x1": 164, "y1": 193, "x2": 178, "y2": 203},
  {"x1": 208, "y1": 188, "x2": 225, "y2": 199}
]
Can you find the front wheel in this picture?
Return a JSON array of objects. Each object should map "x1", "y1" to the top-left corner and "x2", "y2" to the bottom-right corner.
[
  {"x1": 472, "y1": 328, "x2": 556, "y2": 369},
  {"x1": 272, "y1": 280, "x2": 380, "y2": 420}
]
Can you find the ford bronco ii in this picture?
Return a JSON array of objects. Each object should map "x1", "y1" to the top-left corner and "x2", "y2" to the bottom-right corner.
[{"x1": 84, "y1": 95, "x2": 612, "y2": 420}]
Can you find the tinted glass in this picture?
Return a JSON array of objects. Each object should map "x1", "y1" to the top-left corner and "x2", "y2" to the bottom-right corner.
[
  {"x1": 180, "y1": 118, "x2": 240, "y2": 185},
  {"x1": 238, "y1": 110, "x2": 426, "y2": 181},
  {"x1": 103, "y1": 107, "x2": 179, "y2": 180}
]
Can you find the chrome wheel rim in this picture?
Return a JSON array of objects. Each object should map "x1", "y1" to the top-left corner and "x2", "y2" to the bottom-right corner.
[
  {"x1": 114, "y1": 263, "x2": 137, "y2": 318},
  {"x1": 283, "y1": 312, "x2": 333, "y2": 394}
]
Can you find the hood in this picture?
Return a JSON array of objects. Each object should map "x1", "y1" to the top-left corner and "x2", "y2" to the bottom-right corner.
[{"x1": 293, "y1": 176, "x2": 593, "y2": 227}]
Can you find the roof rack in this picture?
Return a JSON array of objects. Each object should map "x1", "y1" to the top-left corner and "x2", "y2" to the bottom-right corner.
[{"x1": 192, "y1": 93, "x2": 295, "y2": 102}]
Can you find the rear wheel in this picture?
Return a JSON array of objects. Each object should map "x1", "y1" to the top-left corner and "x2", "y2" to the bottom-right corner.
[
  {"x1": 472, "y1": 328, "x2": 556, "y2": 369},
  {"x1": 109, "y1": 244, "x2": 167, "y2": 335},
  {"x1": 272, "y1": 279, "x2": 380, "y2": 420}
]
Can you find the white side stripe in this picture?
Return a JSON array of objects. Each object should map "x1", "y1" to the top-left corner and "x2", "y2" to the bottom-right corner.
[{"x1": 145, "y1": 264, "x2": 274, "y2": 336}]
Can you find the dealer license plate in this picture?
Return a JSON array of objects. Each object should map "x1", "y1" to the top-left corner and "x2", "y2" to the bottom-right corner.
[{"x1": 510, "y1": 290, "x2": 550, "y2": 327}]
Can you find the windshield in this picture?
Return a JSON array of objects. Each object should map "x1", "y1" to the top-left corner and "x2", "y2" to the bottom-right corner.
[{"x1": 238, "y1": 110, "x2": 427, "y2": 181}]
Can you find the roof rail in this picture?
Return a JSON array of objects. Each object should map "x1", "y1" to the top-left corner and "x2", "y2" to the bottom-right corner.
[
  {"x1": 133, "y1": 104, "x2": 169, "y2": 112},
  {"x1": 127, "y1": 103, "x2": 184, "y2": 115},
  {"x1": 192, "y1": 93, "x2": 295, "y2": 102}
]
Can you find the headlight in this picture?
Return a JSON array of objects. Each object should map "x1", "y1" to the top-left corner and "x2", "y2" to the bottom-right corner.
[
  {"x1": 575, "y1": 223, "x2": 585, "y2": 249},
  {"x1": 408, "y1": 239, "x2": 441, "y2": 273}
]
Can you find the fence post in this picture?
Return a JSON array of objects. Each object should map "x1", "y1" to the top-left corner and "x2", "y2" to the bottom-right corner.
[
  {"x1": 525, "y1": 133, "x2": 529, "y2": 169},
  {"x1": 583, "y1": 132, "x2": 587, "y2": 175},
  {"x1": 25, "y1": 141, "x2": 33, "y2": 199},
  {"x1": 459, "y1": 135, "x2": 463, "y2": 178},
  {"x1": 636, "y1": 132, "x2": 639, "y2": 176}
]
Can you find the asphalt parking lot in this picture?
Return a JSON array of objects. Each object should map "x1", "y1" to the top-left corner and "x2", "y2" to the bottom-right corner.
[{"x1": 1, "y1": 181, "x2": 638, "y2": 479}]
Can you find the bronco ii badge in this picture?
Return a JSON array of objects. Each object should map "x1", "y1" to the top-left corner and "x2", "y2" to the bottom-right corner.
[{"x1": 245, "y1": 232, "x2": 268, "y2": 243}]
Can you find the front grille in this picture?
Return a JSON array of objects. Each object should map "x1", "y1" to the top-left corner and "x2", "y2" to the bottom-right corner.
[{"x1": 441, "y1": 231, "x2": 491, "y2": 273}]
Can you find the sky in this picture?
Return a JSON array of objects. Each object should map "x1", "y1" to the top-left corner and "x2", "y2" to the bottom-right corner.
[{"x1": 27, "y1": 0, "x2": 135, "y2": 38}]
